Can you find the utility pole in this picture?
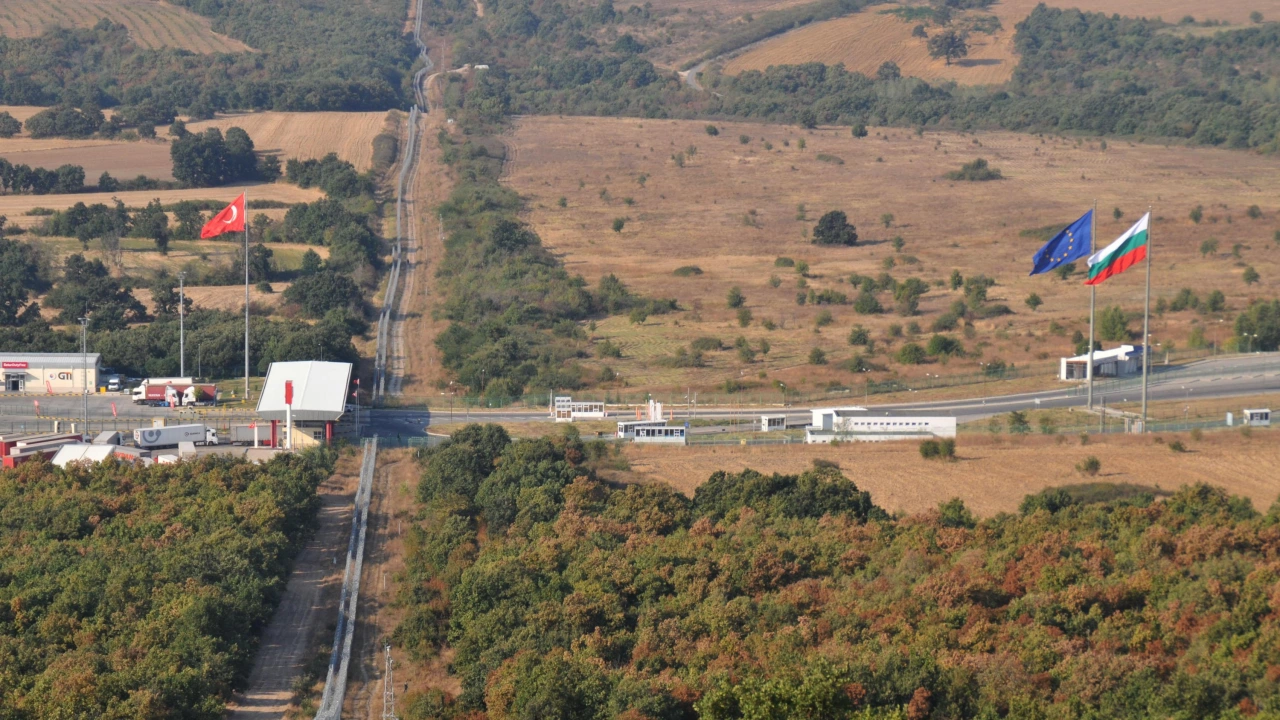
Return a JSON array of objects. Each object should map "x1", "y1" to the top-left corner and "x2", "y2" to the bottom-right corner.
[
  {"x1": 79, "y1": 317, "x2": 89, "y2": 436},
  {"x1": 382, "y1": 644, "x2": 399, "y2": 720},
  {"x1": 178, "y1": 271, "x2": 186, "y2": 377}
]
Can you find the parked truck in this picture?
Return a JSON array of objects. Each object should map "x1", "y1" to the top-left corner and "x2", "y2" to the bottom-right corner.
[
  {"x1": 132, "y1": 380, "x2": 217, "y2": 407},
  {"x1": 133, "y1": 424, "x2": 219, "y2": 449},
  {"x1": 228, "y1": 424, "x2": 272, "y2": 446}
]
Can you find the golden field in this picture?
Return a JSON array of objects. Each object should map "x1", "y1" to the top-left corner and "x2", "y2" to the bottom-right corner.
[
  {"x1": 187, "y1": 111, "x2": 394, "y2": 173},
  {"x1": 0, "y1": 0, "x2": 252, "y2": 53},
  {"x1": 503, "y1": 115, "x2": 1280, "y2": 395}
]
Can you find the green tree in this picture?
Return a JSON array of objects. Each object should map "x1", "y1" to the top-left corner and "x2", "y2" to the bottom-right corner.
[
  {"x1": 1098, "y1": 305, "x2": 1130, "y2": 341},
  {"x1": 949, "y1": 269, "x2": 963, "y2": 290},
  {"x1": 808, "y1": 346, "x2": 827, "y2": 364},
  {"x1": 283, "y1": 270, "x2": 362, "y2": 317},
  {"x1": 882, "y1": 213, "x2": 895, "y2": 228},
  {"x1": 1190, "y1": 205, "x2": 1204, "y2": 224},
  {"x1": 812, "y1": 210, "x2": 858, "y2": 246},
  {"x1": 1243, "y1": 266, "x2": 1260, "y2": 285},
  {"x1": 1025, "y1": 292, "x2": 1043, "y2": 311},
  {"x1": 896, "y1": 342, "x2": 926, "y2": 364},
  {"x1": 1200, "y1": 238, "x2": 1218, "y2": 256},
  {"x1": 612, "y1": 217, "x2": 626, "y2": 233},
  {"x1": 1112, "y1": 206, "x2": 1123, "y2": 220},
  {"x1": 172, "y1": 201, "x2": 204, "y2": 240},
  {"x1": 0, "y1": 111, "x2": 20, "y2": 138},
  {"x1": 1008, "y1": 410, "x2": 1031, "y2": 434},
  {"x1": 927, "y1": 29, "x2": 969, "y2": 65}
]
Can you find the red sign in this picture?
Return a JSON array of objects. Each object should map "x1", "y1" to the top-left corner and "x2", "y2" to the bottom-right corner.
[
  {"x1": 284, "y1": 380, "x2": 293, "y2": 405},
  {"x1": 110, "y1": 402, "x2": 117, "y2": 418},
  {"x1": 2, "y1": 361, "x2": 28, "y2": 369}
]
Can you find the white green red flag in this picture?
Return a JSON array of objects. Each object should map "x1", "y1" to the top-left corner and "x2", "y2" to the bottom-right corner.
[{"x1": 1085, "y1": 212, "x2": 1149, "y2": 286}]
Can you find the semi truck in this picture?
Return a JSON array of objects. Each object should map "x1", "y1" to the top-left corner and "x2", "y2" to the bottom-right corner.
[
  {"x1": 133, "y1": 424, "x2": 219, "y2": 449},
  {"x1": 132, "y1": 379, "x2": 217, "y2": 407}
]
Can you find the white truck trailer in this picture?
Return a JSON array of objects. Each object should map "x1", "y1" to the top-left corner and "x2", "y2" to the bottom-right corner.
[{"x1": 133, "y1": 424, "x2": 219, "y2": 449}]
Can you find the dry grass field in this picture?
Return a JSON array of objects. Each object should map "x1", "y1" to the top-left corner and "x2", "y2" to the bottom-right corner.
[
  {"x1": 0, "y1": 0, "x2": 252, "y2": 53},
  {"x1": 503, "y1": 116, "x2": 1280, "y2": 395},
  {"x1": 187, "y1": 111, "x2": 393, "y2": 173},
  {"x1": 0, "y1": 140, "x2": 175, "y2": 182},
  {"x1": 615, "y1": 430, "x2": 1280, "y2": 516},
  {"x1": 722, "y1": 5, "x2": 1016, "y2": 84},
  {"x1": 0, "y1": 183, "x2": 324, "y2": 217},
  {"x1": 720, "y1": 0, "x2": 1280, "y2": 84}
]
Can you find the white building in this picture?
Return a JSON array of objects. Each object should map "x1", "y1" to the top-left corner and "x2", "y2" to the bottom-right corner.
[
  {"x1": 760, "y1": 414, "x2": 788, "y2": 432},
  {"x1": 0, "y1": 352, "x2": 101, "y2": 394},
  {"x1": 805, "y1": 407, "x2": 957, "y2": 443},
  {"x1": 551, "y1": 396, "x2": 607, "y2": 422},
  {"x1": 634, "y1": 425, "x2": 688, "y2": 444},
  {"x1": 1242, "y1": 408, "x2": 1271, "y2": 427},
  {"x1": 1059, "y1": 344, "x2": 1144, "y2": 381},
  {"x1": 256, "y1": 361, "x2": 353, "y2": 446}
]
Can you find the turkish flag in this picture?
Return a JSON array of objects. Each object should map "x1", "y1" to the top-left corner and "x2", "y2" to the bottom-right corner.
[{"x1": 200, "y1": 193, "x2": 246, "y2": 238}]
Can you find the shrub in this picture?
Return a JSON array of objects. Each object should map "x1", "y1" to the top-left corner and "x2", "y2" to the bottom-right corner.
[
  {"x1": 774, "y1": 256, "x2": 795, "y2": 267},
  {"x1": 705, "y1": 124, "x2": 720, "y2": 136},
  {"x1": 768, "y1": 274, "x2": 781, "y2": 288},
  {"x1": 1025, "y1": 292, "x2": 1043, "y2": 310},
  {"x1": 925, "y1": 334, "x2": 964, "y2": 357},
  {"x1": 808, "y1": 347, "x2": 827, "y2": 364},
  {"x1": 597, "y1": 340, "x2": 622, "y2": 358},
  {"x1": 1243, "y1": 266, "x2": 1260, "y2": 285},
  {"x1": 853, "y1": 290, "x2": 882, "y2": 314},
  {"x1": 1190, "y1": 205, "x2": 1204, "y2": 223},
  {"x1": 690, "y1": 336, "x2": 723, "y2": 352},
  {"x1": 1076, "y1": 456, "x2": 1101, "y2": 476},
  {"x1": 896, "y1": 342, "x2": 926, "y2": 364},
  {"x1": 673, "y1": 265, "x2": 703, "y2": 276},
  {"x1": 1169, "y1": 440, "x2": 1186, "y2": 453},
  {"x1": 946, "y1": 158, "x2": 1003, "y2": 181},
  {"x1": 848, "y1": 325, "x2": 870, "y2": 345},
  {"x1": 737, "y1": 307, "x2": 753, "y2": 327},
  {"x1": 1191, "y1": 428, "x2": 1203, "y2": 441},
  {"x1": 1008, "y1": 410, "x2": 1031, "y2": 434},
  {"x1": 919, "y1": 438, "x2": 956, "y2": 461},
  {"x1": 1246, "y1": 204, "x2": 1262, "y2": 219},
  {"x1": 815, "y1": 309, "x2": 834, "y2": 327},
  {"x1": 612, "y1": 217, "x2": 626, "y2": 233},
  {"x1": 812, "y1": 210, "x2": 858, "y2": 246},
  {"x1": 727, "y1": 286, "x2": 745, "y2": 308}
]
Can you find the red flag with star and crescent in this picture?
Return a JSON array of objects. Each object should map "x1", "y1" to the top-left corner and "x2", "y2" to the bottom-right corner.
[{"x1": 200, "y1": 194, "x2": 246, "y2": 238}]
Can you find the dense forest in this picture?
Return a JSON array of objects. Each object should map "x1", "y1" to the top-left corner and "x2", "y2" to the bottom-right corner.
[
  {"x1": 395, "y1": 425, "x2": 1280, "y2": 719},
  {"x1": 0, "y1": 449, "x2": 337, "y2": 719}
]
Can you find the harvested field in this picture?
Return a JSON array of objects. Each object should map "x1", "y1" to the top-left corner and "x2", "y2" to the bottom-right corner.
[
  {"x1": 0, "y1": 183, "x2": 323, "y2": 216},
  {"x1": 616, "y1": 430, "x2": 1280, "y2": 516},
  {"x1": 722, "y1": 5, "x2": 1015, "y2": 85},
  {"x1": 188, "y1": 111, "x2": 393, "y2": 172},
  {"x1": 137, "y1": 283, "x2": 289, "y2": 315},
  {"x1": 504, "y1": 116, "x2": 1280, "y2": 395},
  {"x1": 0, "y1": 0, "x2": 252, "y2": 53},
  {"x1": 720, "y1": 0, "x2": 1280, "y2": 83},
  {"x1": 0, "y1": 140, "x2": 175, "y2": 182}
]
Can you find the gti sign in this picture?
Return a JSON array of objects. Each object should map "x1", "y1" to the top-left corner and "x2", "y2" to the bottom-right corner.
[{"x1": 1, "y1": 362, "x2": 28, "y2": 369}]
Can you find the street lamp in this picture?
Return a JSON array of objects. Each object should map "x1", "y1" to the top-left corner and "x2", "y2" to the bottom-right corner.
[
  {"x1": 79, "y1": 317, "x2": 89, "y2": 436},
  {"x1": 178, "y1": 271, "x2": 186, "y2": 377}
]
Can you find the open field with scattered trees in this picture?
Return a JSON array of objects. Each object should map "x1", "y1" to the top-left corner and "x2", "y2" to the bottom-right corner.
[
  {"x1": 187, "y1": 111, "x2": 395, "y2": 173},
  {"x1": 0, "y1": 0, "x2": 253, "y2": 53},
  {"x1": 503, "y1": 115, "x2": 1280, "y2": 395}
]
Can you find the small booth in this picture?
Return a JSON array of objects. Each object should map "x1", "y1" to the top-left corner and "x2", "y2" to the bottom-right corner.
[
  {"x1": 256, "y1": 361, "x2": 354, "y2": 447},
  {"x1": 1242, "y1": 408, "x2": 1271, "y2": 427},
  {"x1": 1059, "y1": 345, "x2": 1143, "y2": 381},
  {"x1": 760, "y1": 414, "x2": 787, "y2": 432}
]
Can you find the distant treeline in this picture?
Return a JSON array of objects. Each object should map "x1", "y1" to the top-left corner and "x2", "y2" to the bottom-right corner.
[{"x1": 433, "y1": 0, "x2": 1280, "y2": 150}]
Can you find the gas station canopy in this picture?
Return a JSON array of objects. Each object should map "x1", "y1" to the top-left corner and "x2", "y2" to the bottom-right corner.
[{"x1": 255, "y1": 361, "x2": 353, "y2": 422}]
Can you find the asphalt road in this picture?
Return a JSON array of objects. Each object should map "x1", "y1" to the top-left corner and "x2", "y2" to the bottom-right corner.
[{"x1": 1, "y1": 355, "x2": 1276, "y2": 439}]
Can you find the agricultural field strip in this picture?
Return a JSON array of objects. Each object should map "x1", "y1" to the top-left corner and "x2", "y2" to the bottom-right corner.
[{"x1": 0, "y1": 0, "x2": 252, "y2": 53}]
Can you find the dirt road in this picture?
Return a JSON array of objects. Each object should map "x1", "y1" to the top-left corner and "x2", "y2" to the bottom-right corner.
[{"x1": 224, "y1": 453, "x2": 362, "y2": 720}]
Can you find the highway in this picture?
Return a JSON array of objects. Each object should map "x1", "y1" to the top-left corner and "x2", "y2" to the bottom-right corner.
[{"x1": 1, "y1": 354, "x2": 1276, "y2": 439}]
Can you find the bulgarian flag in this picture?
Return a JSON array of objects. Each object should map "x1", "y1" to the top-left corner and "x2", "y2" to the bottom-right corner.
[{"x1": 1084, "y1": 212, "x2": 1149, "y2": 286}]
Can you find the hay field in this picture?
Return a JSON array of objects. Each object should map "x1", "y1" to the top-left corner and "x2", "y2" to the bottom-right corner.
[
  {"x1": 0, "y1": 183, "x2": 324, "y2": 216},
  {"x1": 187, "y1": 112, "x2": 393, "y2": 172},
  {"x1": 0, "y1": 0, "x2": 252, "y2": 53},
  {"x1": 503, "y1": 116, "x2": 1280, "y2": 395},
  {"x1": 722, "y1": 5, "x2": 1015, "y2": 85},
  {"x1": 721, "y1": 0, "x2": 1280, "y2": 84},
  {"x1": 617, "y1": 431, "x2": 1280, "y2": 516},
  {"x1": 0, "y1": 141, "x2": 175, "y2": 181}
]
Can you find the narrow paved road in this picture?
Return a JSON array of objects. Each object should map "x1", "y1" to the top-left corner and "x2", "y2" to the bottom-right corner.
[{"x1": 224, "y1": 463, "x2": 358, "y2": 719}]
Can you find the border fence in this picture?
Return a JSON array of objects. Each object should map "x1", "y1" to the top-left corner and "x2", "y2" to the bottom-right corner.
[{"x1": 314, "y1": 436, "x2": 379, "y2": 720}]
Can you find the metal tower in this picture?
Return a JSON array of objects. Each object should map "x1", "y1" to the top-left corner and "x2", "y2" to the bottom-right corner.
[{"x1": 381, "y1": 644, "x2": 399, "y2": 720}]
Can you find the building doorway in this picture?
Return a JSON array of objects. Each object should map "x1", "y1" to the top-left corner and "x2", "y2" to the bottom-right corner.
[{"x1": 5, "y1": 374, "x2": 24, "y2": 392}]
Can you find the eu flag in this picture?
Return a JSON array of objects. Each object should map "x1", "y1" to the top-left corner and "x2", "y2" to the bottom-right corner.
[{"x1": 1030, "y1": 210, "x2": 1093, "y2": 276}]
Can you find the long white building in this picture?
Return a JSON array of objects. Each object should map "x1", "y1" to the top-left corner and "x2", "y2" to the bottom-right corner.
[{"x1": 805, "y1": 407, "x2": 957, "y2": 443}]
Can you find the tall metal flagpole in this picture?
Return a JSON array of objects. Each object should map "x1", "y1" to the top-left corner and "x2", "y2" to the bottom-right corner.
[
  {"x1": 1140, "y1": 206, "x2": 1152, "y2": 431},
  {"x1": 244, "y1": 193, "x2": 251, "y2": 403},
  {"x1": 1087, "y1": 200, "x2": 1097, "y2": 410}
]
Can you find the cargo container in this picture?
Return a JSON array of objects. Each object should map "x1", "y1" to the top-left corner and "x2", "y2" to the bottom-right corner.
[{"x1": 133, "y1": 424, "x2": 219, "y2": 449}]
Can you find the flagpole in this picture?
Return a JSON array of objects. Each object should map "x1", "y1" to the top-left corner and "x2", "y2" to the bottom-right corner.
[
  {"x1": 1087, "y1": 200, "x2": 1097, "y2": 410},
  {"x1": 244, "y1": 192, "x2": 251, "y2": 404},
  {"x1": 1140, "y1": 206, "x2": 1152, "y2": 432}
]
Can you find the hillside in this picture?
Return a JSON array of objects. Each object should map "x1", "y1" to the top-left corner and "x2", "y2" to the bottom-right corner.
[{"x1": 0, "y1": 0, "x2": 252, "y2": 53}]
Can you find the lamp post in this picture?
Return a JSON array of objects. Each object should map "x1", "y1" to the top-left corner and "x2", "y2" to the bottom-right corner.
[
  {"x1": 178, "y1": 271, "x2": 186, "y2": 377},
  {"x1": 79, "y1": 317, "x2": 89, "y2": 436}
]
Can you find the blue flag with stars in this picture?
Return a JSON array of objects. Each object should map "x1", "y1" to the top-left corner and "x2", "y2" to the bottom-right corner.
[{"x1": 1030, "y1": 210, "x2": 1092, "y2": 275}]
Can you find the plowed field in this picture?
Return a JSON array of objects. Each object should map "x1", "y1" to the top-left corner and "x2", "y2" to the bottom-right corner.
[{"x1": 188, "y1": 112, "x2": 392, "y2": 172}]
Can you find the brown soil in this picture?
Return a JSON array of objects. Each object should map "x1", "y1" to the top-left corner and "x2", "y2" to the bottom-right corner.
[
  {"x1": 503, "y1": 115, "x2": 1280, "y2": 396},
  {"x1": 0, "y1": 139, "x2": 175, "y2": 181},
  {"x1": 613, "y1": 429, "x2": 1280, "y2": 516},
  {"x1": 224, "y1": 449, "x2": 363, "y2": 720}
]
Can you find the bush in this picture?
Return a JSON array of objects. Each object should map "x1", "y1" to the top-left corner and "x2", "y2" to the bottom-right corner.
[
  {"x1": 896, "y1": 342, "x2": 926, "y2": 364},
  {"x1": 774, "y1": 256, "x2": 795, "y2": 267},
  {"x1": 727, "y1": 286, "x2": 745, "y2": 308},
  {"x1": 1169, "y1": 440, "x2": 1186, "y2": 453},
  {"x1": 919, "y1": 438, "x2": 956, "y2": 460},
  {"x1": 705, "y1": 124, "x2": 719, "y2": 136},
  {"x1": 848, "y1": 325, "x2": 870, "y2": 345},
  {"x1": 812, "y1": 210, "x2": 858, "y2": 246},
  {"x1": 673, "y1": 265, "x2": 703, "y2": 277},
  {"x1": 946, "y1": 158, "x2": 1003, "y2": 181},
  {"x1": 737, "y1": 307, "x2": 753, "y2": 327},
  {"x1": 1076, "y1": 456, "x2": 1101, "y2": 476},
  {"x1": 597, "y1": 340, "x2": 622, "y2": 358},
  {"x1": 808, "y1": 347, "x2": 827, "y2": 364}
]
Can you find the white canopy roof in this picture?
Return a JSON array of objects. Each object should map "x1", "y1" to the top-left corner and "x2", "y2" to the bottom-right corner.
[{"x1": 256, "y1": 361, "x2": 353, "y2": 422}]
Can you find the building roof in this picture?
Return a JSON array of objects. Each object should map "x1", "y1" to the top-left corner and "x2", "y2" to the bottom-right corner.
[
  {"x1": 256, "y1": 361, "x2": 353, "y2": 422},
  {"x1": 0, "y1": 352, "x2": 101, "y2": 365},
  {"x1": 1064, "y1": 344, "x2": 1143, "y2": 363}
]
